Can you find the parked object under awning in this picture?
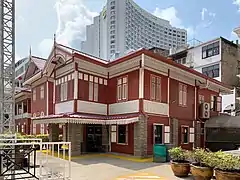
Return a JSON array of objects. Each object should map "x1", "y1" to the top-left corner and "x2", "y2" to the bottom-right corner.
[{"x1": 32, "y1": 113, "x2": 139, "y2": 125}]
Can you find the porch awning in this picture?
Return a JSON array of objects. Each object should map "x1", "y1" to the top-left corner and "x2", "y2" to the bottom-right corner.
[{"x1": 32, "y1": 113, "x2": 139, "y2": 125}]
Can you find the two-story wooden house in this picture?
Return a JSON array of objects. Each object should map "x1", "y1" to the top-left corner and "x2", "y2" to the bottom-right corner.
[
  {"x1": 22, "y1": 55, "x2": 47, "y2": 134},
  {"x1": 23, "y1": 42, "x2": 231, "y2": 157}
]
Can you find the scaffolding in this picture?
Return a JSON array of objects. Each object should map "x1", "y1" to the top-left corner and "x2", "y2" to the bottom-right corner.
[{"x1": 0, "y1": 0, "x2": 15, "y2": 133}]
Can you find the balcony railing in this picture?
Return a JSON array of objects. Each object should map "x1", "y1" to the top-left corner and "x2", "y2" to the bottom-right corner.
[{"x1": 15, "y1": 113, "x2": 32, "y2": 120}]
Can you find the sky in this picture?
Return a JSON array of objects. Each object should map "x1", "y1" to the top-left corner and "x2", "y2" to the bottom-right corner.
[{"x1": 15, "y1": 0, "x2": 240, "y2": 61}]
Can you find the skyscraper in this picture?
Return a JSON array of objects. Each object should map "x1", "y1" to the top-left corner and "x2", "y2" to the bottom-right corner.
[{"x1": 81, "y1": 0, "x2": 187, "y2": 60}]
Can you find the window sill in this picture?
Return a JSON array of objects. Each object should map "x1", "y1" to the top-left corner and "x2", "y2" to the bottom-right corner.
[
  {"x1": 150, "y1": 99, "x2": 161, "y2": 103},
  {"x1": 117, "y1": 143, "x2": 128, "y2": 146},
  {"x1": 179, "y1": 105, "x2": 187, "y2": 108},
  {"x1": 117, "y1": 99, "x2": 128, "y2": 103}
]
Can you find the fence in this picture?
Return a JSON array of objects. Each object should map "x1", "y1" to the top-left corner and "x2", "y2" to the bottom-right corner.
[{"x1": 0, "y1": 137, "x2": 71, "y2": 180}]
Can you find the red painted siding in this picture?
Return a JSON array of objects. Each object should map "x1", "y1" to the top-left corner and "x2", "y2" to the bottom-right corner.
[
  {"x1": 108, "y1": 70, "x2": 139, "y2": 104},
  {"x1": 68, "y1": 80, "x2": 74, "y2": 100},
  {"x1": 111, "y1": 124, "x2": 134, "y2": 155},
  {"x1": 98, "y1": 83, "x2": 108, "y2": 104},
  {"x1": 178, "y1": 119, "x2": 194, "y2": 150},
  {"x1": 169, "y1": 79, "x2": 195, "y2": 120},
  {"x1": 144, "y1": 70, "x2": 168, "y2": 103},
  {"x1": 147, "y1": 116, "x2": 169, "y2": 155},
  {"x1": 78, "y1": 79, "x2": 89, "y2": 101},
  {"x1": 48, "y1": 82, "x2": 54, "y2": 115},
  {"x1": 16, "y1": 118, "x2": 31, "y2": 135},
  {"x1": 32, "y1": 82, "x2": 47, "y2": 116}
]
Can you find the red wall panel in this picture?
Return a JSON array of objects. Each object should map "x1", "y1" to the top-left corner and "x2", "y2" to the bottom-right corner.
[
  {"x1": 78, "y1": 79, "x2": 89, "y2": 101},
  {"x1": 169, "y1": 79, "x2": 195, "y2": 121},
  {"x1": 108, "y1": 70, "x2": 139, "y2": 104},
  {"x1": 177, "y1": 119, "x2": 194, "y2": 150},
  {"x1": 48, "y1": 82, "x2": 54, "y2": 115},
  {"x1": 32, "y1": 82, "x2": 47, "y2": 116},
  {"x1": 147, "y1": 116, "x2": 169, "y2": 155},
  {"x1": 144, "y1": 70, "x2": 168, "y2": 103},
  {"x1": 111, "y1": 124, "x2": 134, "y2": 155}
]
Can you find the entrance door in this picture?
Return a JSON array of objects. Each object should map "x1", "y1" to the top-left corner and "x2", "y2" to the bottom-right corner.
[
  {"x1": 153, "y1": 124, "x2": 163, "y2": 144},
  {"x1": 86, "y1": 125, "x2": 103, "y2": 152}
]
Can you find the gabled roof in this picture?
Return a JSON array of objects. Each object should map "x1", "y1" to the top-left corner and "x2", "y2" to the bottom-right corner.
[
  {"x1": 31, "y1": 56, "x2": 46, "y2": 70},
  {"x1": 24, "y1": 56, "x2": 46, "y2": 81}
]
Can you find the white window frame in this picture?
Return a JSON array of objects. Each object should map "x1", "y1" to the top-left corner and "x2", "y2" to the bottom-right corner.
[
  {"x1": 60, "y1": 82, "x2": 68, "y2": 101},
  {"x1": 199, "y1": 95, "x2": 204, "y2": 104},
  {"x1": 151, "y1": 75, "x2": 161, "y2": 101},
  {"x1": 117, "y1": 125, "x2": 128, "y2": 145},
  {"x1": 181, "y1": 126, "x2": 189, "y2": 144},
  {"x1": 21, "y1": 125, "x2": 24, "y2": 133},
  {"x1": 117, "y1": 76, "x2": 128, "y2": 101},
  {"x1": 33, "y1": 88, "x2": 36, "y2": 101},
  {"x1": 40, "y1": 85, "x2": 44, "y2": 99},
  {"x1": 40, "y1": 124, "x2": 44, "y2": 134},
  {"x1": 33, "y1": 124, "x2": 36, "y2": 135},
  {"x1": 94, "y1": 83, "x2": 98, "y2": 102},
  {"x1": 89, "y1": 82, "x2": 93, "y2": 101},
  {"x1": 179, "y1": 83, "x2": 187, "y2": 106}
]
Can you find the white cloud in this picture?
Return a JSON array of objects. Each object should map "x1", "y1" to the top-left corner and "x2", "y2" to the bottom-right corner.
[
  {"x1": 38, "y1": 39, "x2": 53, "y2": 58},
  {"x1": 201, "y1": 8, "x2": 207, "y2": 21},
  {"x1": 200, "y1": 8, "x2": 216, "y2": 28},
  {"x1": 153, "y1": 7, "x2": 195, "y2": 39},
  {"x1": 38, "y1": 0, "x2": 98, "y2": 57},
  {"x1": 233, "y1": 0, "x2": 240, "y2": 11},
  {"x1": 153, "y1": 7, "x2": 182, "y2": 28}
]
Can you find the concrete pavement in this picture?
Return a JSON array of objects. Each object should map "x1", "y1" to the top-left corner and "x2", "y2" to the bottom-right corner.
[{"x1": 71, "y1": 156, "x2": 193, "y2": 180}]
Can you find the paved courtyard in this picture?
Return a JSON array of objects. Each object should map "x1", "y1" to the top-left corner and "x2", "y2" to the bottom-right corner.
[{"x1": 70, "y1": 156, "x2": 193, "y2": 180}]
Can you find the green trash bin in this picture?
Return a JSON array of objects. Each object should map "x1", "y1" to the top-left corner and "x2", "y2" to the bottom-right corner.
[{"x1": 153, "y1": 144, "x2": 167, "y2": 163}]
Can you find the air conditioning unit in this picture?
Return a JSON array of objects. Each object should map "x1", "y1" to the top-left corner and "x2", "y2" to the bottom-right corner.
[{"x1": 199, "y1": 102, "x2": 210, "y2": 119}]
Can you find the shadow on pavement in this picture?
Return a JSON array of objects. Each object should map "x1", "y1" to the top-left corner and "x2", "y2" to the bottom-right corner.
[{"x1": 72, "y1": 156, "x2": 162, "y2": 171}]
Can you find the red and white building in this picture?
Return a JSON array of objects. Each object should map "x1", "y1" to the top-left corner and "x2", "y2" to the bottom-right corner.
[
  {"x1": 23, "y1": 42, "x2": 231, "y2": 156},
  {"x1": 15, "y1": 56, "x2": 47, "y2": 135}
]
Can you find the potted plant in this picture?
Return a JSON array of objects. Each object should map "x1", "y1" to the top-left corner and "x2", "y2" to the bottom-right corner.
[
  {"x1": 168, "y1": 147, "x2": 190, "y2": 177},
  {"x1": 189, "y1": 148, "x2": 214, "y2": 180},
  {"x1": 213, "y1": 151, "x2": 240, "y2": 180}
]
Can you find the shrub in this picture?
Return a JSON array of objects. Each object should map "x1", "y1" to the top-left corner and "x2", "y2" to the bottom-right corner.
[
  {"x1": 168, "y1": 147, "x2": 189, "y2": 163},
  {"x1": 16, "y1": 134, "x2": 49, "y2": 142},
  {"x1": 212, "y1": 151, "x2": 240, "y2": 172},
  {"x1": 189, "y1": 148, "x2": 215, "y2": 168}
]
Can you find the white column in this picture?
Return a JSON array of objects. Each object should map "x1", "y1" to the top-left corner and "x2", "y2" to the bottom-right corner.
[
  {"x1": 139, "y1": 54, "x2": 145, "y2": 99},
  {"x1": 74, "y1": 71, "x2": 78, "y2": 99}
]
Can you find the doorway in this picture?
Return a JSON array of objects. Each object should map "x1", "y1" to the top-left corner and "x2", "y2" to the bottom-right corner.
[
  {"x1": 153, "y1": 124, "x2": 163, "y2": 144},
  {"x1": 86, "y1": 125, "x2": 103, "y2": 152}
]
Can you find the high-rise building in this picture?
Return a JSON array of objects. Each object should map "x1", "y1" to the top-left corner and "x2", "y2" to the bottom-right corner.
[
  {"x1": 81, "y1": 0, "x2": 187, "y2": 60},
  {"x1": 15, "y1": 57, "x2": 29, "y2": 90}
]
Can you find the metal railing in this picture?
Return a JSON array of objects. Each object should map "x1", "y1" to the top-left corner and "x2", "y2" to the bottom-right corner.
[{"x1": 0, "y1": 137, "x2": 71, "y2": 180}]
